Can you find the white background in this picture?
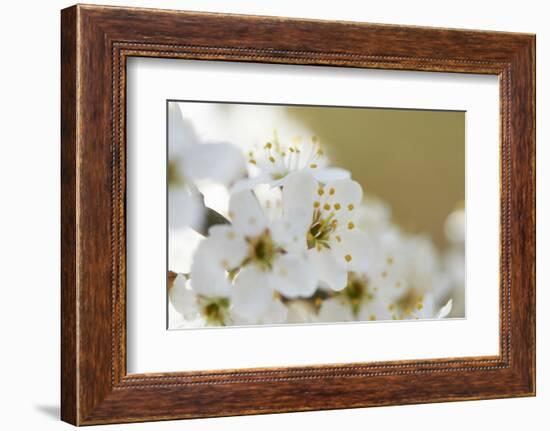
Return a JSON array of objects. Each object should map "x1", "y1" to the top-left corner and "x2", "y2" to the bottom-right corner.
[
  {"x1": 127, "y1": 60, "x2": 499, "y2": 373},
  {"x1": 0, "y1": 0, "x2": 547, "y2": 430}
]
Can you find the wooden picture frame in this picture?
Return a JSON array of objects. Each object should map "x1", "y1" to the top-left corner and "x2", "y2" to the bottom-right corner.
[{"x1": 61, "y1": 4, "x2": 535, "y2": 425}]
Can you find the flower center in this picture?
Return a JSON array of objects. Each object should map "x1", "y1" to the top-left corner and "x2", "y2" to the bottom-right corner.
[
  {"x1": 246, "y1": 229, "x2": 278, "y2": 270},
  {"x1": 307, "y1": 209, "x2": 337, "y2": 249},
  {"x1": 395, "y1": 288, "x2": 424, "y2": 318},
  {"x1": 200, "y1": 297, "x2": 230, "y2": 326},
  {"x1": 247, "y1": 132, "x2": 325, "y2": 179},
  {"x1": 344, "y1": 273, "x2": 373, "y2": 315}
]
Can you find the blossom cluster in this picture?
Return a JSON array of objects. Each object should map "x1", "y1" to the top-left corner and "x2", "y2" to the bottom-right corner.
[{"x1": 167, "y1": 103, "x2": 461, "y2": 328}]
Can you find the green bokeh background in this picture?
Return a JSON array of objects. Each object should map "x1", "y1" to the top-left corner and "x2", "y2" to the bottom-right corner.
[{"x1": 289, "y1": 106, "x2": 465, "y2": 248}]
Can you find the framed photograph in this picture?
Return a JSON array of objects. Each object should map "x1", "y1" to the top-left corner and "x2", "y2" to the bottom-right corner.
[{"x1": 61, "y1": 4, "x2": 535, "y2": 425}]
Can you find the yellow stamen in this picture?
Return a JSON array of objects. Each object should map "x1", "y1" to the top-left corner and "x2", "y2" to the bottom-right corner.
[
  {"x1": 348, "y1": 204, "x2": 355, "y2": 211},
  {"x1": 347, "y1": 221, "x2": 355, "y2": 230},
  {"x1": 344, "y1": 254, "x2": 352, "y2": 262},
  {"x1": 334, "y1": 203, "x2": 341, "y2": 210}
]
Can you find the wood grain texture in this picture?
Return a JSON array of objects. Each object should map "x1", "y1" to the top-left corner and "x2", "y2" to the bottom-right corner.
[
  {"x1": 60, "y1": 4, "x2": 535, "y2": 425},
  {"x1": 60, "y1": 5, "x2": 78, "y2": 425}
]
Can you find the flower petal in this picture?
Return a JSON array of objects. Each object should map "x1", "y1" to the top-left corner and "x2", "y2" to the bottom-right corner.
[
  {"x1": 286, "y1": 300, "x2": 318, "y2": 324},
  {"x1": 312, "y1": 167, "x2": 351, "y2": 183},
  {"x1": 318, "y1": 298, "x2": 354, "y2": 322},
  {"x1": 183, "y1": 142, "x2": 247, "y2": 185},
  {"x1": 231, "y1": 266, "x2": 274, "y2": 321},
  {"x1": 260, "y1": 299, "x2": 288, "y2": 324},
  {"x1": 229, "y1": 190, "x2": 269, "y2": 237},
  {"x1": 437, "y1": 298, "x2": 453, "y2": 319},
  {"x1": 169, "y1": 274, "x2": 200, "y2": 320},
  {"x1": 168, "y1": 186, "x2": 205, "y2": 231},
  {"x1": 189, "y1": 237, "x2": 233, "y2": 297},
  {"x1": 206, "y1": 225, "x2": 249, "y2": 269},
  {"x1": 168, "y1": 103, "x2": 197, "y2": 158},
  {"x1": 444, "y1": 209, "x2": 465, "y2": 245},
  {"x1": 330, "y1": 230, "x2": 372, "y2": 272},
  {"x1": 321, "y1": 179, "x2": 363, "y2": 218},
  {"x1": 282, "y1": 171, "x2": 318, "y2": 236},
  {"x1": 270, "y1": 219, "x2": 307, "y2": 254},
  {"x1": 230, "y1": 173, "x2": 272, "y2": 194},
  {"x1": 168, "y1": 227, "x2": 204, "y2": 274},
  {"x1": 253, "y1": 183, "x2": 283, "y2": 222},
  {"x1": 307, "y1": 247, "x2": 348, "y2": 291},
  {"x1": 270, "y1": 254, "x2": 317, "y2": 298}
]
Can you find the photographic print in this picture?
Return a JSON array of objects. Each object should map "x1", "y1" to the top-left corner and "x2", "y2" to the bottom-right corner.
[{"x1": 167, "y1": 101, "x2": 464, "y2": 329}]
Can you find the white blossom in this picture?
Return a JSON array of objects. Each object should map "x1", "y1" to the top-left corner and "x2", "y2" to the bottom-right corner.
[
  {"x1": 233, "y1": 134, "x2": 350, "y2": 192},
  {"x1": 317, "y1": 272, "x2": 393, "y2": 322},
  {"x1": 190, "y1": 185, "x2": 318, "y2": 322},
  {"x1": 169, "y1": 103, "x2": 247, "y2": 187},
  {"x1": 169, "y1": 274, "x2": 233, "y2": 327},
  {"x1": 286, "y1": 172, "x2": 372, "y2": 291}
]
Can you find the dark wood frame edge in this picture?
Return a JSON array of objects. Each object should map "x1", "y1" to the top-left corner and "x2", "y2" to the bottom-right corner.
[{"x1": 61, "y1": 4, "x2": 535, "y2": 426}]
